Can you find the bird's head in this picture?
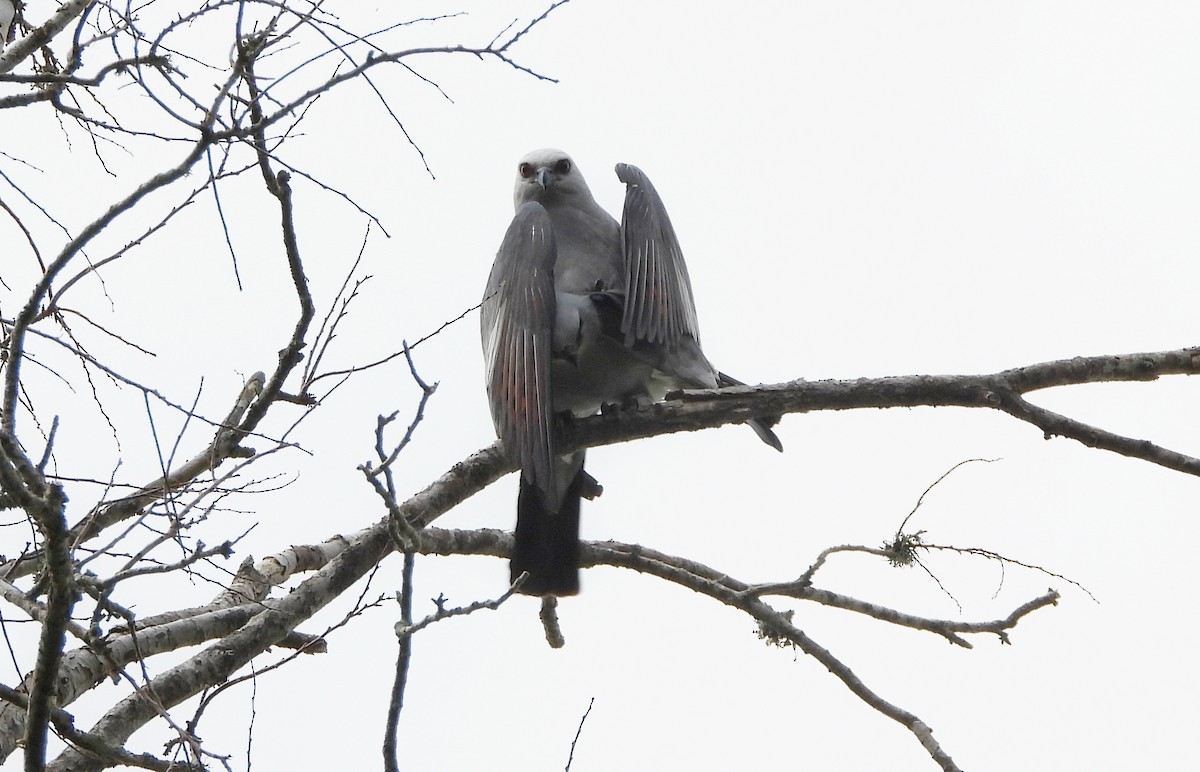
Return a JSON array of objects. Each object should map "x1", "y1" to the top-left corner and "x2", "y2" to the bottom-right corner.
[{"x1": 513, "y1": 148, "x2": 593, "y2": 209}]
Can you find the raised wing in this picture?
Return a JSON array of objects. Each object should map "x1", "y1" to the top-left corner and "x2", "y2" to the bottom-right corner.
[
  {"x1": 481, "y1": 202, "x2": 560, "y2": 505},
  {"x1": 615, "y1": 163, "x2": 702, "y2": 348}
]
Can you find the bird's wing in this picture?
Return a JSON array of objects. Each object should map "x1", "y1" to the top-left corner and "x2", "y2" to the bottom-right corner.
[
  {"x1": 615, "y1": 163, "x2": 702, "y2": 348},
  {"x1": 481, "y1": 202, "x2": 560, "y2": 505},
  {"x1": 0, "y1": 0, "x2": 13, "y2": 47}
]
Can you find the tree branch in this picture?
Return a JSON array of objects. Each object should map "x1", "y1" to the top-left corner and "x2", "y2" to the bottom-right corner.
[
  {"x1": 0, "y1": 0, "x2": 92, "y2": 75},
  {"x1": 408, "y1": 527, "x2": 1063, "y2": 772},
  {"x1": 565, "y1": 347, "x2": 1200, "y2": 477}
]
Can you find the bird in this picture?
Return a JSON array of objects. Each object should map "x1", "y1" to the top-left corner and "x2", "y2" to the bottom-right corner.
[
  {"x1": 0, "y1": 0, "x2": 14, "y2": 50},
  {"x1": 481, "y1": 149, "x2": 781, "y2": 596}
]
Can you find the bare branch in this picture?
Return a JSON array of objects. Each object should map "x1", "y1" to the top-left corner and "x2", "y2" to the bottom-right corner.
[
  {"x1": 0, "y1": 0, "x2": 93, "y2": 75},
  {"x1": 66, "y1": 371, "x2": 265, "y2": 551},
  {"x1": 0, "y1": 684, "x2": 197, "y2": 772},
  {"x1": 393, "y1": 579, "x2": 525, "y2": 641},
  {"x1": 565, "y1": 697, "x2": 594, "y2": 771},
  {"x1": 2, "y1": 140, "x2": 216, "y2": 435},
  {"x1": 571, "y1": 347, "x2": 1200, "y2": 478},
  {"x1": 540, "y1": 595, "x2": 565, "y2": 649},
  {"x1": 383, "y1": 552, "x2": 415, "y2": 772},
  {"x1": 406, "y1": 528, "x2": 1059, "y2": 772}
]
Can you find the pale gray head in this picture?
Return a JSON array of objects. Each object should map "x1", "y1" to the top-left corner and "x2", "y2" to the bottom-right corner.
[{"x1": 513, "y1": 148, "x2": 595, "y2": 210}]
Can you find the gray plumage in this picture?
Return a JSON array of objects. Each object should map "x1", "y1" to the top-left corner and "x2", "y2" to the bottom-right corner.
[{"x1": 482, "y1": 149, "x2": 781, "y2": 595}]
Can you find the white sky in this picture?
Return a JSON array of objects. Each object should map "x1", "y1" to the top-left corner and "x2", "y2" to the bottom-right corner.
[{"x1": 3, "y1": 1, "x2": 1200, "y2": 770}]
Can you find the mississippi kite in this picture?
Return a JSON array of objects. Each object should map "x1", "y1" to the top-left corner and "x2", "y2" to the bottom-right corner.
[{"x1": 482, "y1": 149, "x2": 781, "y2": 596}]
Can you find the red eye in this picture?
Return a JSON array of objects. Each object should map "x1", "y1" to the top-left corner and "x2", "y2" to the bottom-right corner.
[
  {"x1": 554, "y1": 159, "x2": 570, "y2": 175},
  {"x1": 519, "y1": 162, "x2": 534, "y2": 178}
]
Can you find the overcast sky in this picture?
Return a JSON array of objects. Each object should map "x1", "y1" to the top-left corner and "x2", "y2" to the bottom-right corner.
[{"x1": 4, "y1": 1, "x2": 1200, "y2": 770}]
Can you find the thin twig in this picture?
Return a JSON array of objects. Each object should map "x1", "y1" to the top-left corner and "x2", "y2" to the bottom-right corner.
[
  {"x1": 383, "y1": 552, "x2": 415, "y2": 772},
  {"x1": 564, "y1": 697, "x2": 594, "y2": 771}
]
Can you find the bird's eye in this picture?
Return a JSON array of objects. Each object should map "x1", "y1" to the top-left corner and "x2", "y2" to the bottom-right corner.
[
  {"x1": 518, "y1": 162, "x2": 534, "y2": 178},
  {"x1": 554, "y1": 159, "x2": 571, "y2": 175}
]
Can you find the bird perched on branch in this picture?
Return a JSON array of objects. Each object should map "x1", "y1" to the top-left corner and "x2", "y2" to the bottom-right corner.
[{"x1": 482, "y1": 149, "x2": 781, "y2": 596}]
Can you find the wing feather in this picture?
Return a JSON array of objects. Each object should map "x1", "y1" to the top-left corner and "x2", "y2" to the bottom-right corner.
[
  {"x1": 481, "y1": 202, "x2": 560, "y2": 505},
  {"x1": 615, "y1": 163, "x2": 702, "y2": 347}
]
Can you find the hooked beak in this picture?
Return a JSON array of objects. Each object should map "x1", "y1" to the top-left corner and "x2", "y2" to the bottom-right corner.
[{"x1": 535, "y1": 167, "x2": 553, "y2": 190}]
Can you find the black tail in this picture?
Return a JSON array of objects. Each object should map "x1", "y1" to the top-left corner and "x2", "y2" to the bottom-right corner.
[{"x1": 512, "y1": 469, "x2": 584, "y2": 596}]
